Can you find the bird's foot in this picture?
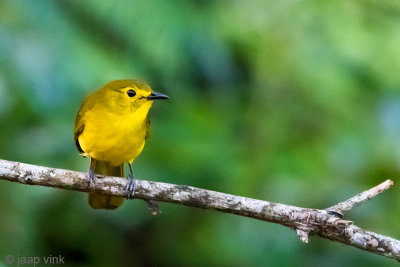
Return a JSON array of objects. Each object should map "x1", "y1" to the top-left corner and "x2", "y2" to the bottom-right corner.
[
  {"x1": 126, "y1": 175, "x2": 136, "y2": 199},
  {"x1": 88, "y1": 168, "x2": 96, "y2": 188},
  {"x1": 126, "y1": 163, "x2": 136, "y2": 199}
]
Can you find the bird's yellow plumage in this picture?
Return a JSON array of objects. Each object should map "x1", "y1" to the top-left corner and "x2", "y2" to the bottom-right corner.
[{"x1": 74, "y1": 79, "x2": 169, "y2": 209}]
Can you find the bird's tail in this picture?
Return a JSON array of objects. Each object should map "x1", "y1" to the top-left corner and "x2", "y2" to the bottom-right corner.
[{"x1": 88, "y1": 158, "x2": 125, "y2": 209}]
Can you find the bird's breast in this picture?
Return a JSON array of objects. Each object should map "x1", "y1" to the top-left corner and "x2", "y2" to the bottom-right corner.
[{"x1": 79, "y1": 107, "x2": 149, "y2": 164}]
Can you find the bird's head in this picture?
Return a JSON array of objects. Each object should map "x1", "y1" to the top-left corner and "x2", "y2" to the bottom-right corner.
[{"x1": 103, "y1": 79, "x2": 169, "y2": 110}]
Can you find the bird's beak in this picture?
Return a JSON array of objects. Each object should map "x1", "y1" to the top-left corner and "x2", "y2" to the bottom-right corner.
[{"x1": 146, "y1": 91, "x2": 170, "y2": 100}]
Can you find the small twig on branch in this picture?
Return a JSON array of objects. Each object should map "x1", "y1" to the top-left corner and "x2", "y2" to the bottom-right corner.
[
  {"x1": 0, "y1": 159, "x2": 399, "y2": 261},
  {"x1": 327, "y1": 179, "x2": 394, "y2": 216}
]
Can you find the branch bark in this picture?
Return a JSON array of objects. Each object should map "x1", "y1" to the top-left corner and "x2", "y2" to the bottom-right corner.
[{"x1": 0, "y1": 159, "x2": 399, "y2": 261}]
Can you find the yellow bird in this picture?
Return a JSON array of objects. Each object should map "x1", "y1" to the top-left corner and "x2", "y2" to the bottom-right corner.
[{"x1": 74, "y1": 79, "x2": 169, "y2": 209}]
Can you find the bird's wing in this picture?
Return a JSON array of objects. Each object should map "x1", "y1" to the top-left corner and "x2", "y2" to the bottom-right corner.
[
  {"x1": 74, "y1": 93, "x2": 96, "y2": 155},
  {"x1": 74, "y1": 122, "x2": 85, "y2": 154}
]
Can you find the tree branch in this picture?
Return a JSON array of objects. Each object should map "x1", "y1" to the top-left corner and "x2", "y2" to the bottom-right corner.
[{"x1": 0, "y1": 159, "x2": 399, "y2": 261}]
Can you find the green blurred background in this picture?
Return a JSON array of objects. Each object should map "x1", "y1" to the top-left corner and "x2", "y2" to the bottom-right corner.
[{"x1": 0, "y1": 0, "x2": 400, "y2": 266}]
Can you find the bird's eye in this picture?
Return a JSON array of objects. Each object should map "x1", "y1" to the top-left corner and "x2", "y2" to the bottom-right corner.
[{"x1": 127, "y1": 89, "x2": 136, "y2": 97}]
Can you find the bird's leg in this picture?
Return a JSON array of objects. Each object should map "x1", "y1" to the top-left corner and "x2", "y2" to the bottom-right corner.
[
  {"x1": 126, "y1": 163, "x2": 136, "y2": 199},
  {"x1": 125, "y1": 163, "x2": 160, "y2": 214}
]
